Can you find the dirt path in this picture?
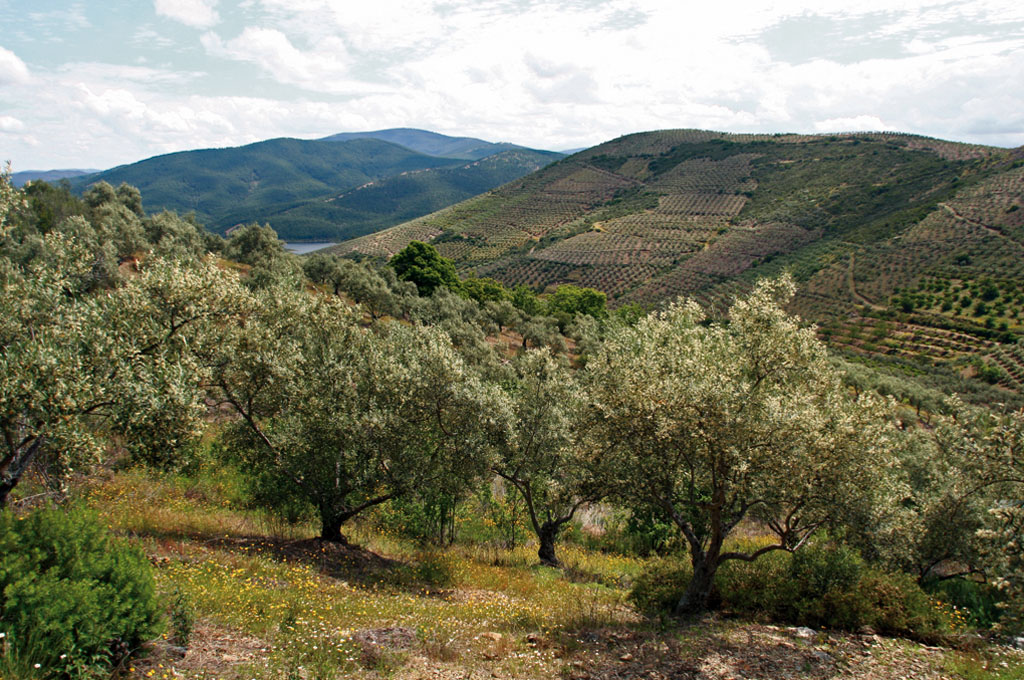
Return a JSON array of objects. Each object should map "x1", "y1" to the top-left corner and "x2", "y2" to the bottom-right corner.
[
  {"x1": 847, "y1": 251, "x2": 885, "y2": 310},
  {"x1": 939, "y1": 202, "x2": 1016, "y2": 240}
]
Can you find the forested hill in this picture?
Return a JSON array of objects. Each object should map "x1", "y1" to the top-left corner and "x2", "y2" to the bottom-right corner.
[
  {"x1": 67, "y1": 135, "x2": 562, "y2": 241},
  {"x1": 216, "y1": 148, "x2": 561, "y2": 242},
  {"x1": 331, "y1": 129, "x2": 1024, "y2": 401},
  {"x1": 68, "y1": 137, "x2": 460, "y2": 234}
]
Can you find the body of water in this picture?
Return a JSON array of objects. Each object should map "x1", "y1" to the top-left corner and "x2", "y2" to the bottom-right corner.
[{"x1": 284, "y1": 242, "x2": 336, "y2": 255}]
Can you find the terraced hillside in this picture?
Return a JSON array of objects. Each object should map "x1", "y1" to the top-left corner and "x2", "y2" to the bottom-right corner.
[{"x1": 331, "y1": 129, "x2": 1024, "y2": 401}]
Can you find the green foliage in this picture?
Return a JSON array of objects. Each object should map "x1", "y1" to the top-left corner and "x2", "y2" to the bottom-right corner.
[
  {"x1": 371, "y1": 492, "x2": 464, "y2": 547},
  {"x1": 586, "y1": 276, "x2": 896, "y2": 613},
  {"x1": 0, "y1": 506, "x2": 162, "y2": 678},
  {"x1": 511, "y1": 284, "x2": 543, "y2": 316},
  {"x1": 592, "y1": 506, "x2": 681, "y2": 557},
  {"x1": 926, "y1": 578, "x2": 1004, "y2": 630},
  {"x1": 0, "y1": 225, "x2": 250, "y2": 502},
  {"x1": 491, "y1": 350, "x2": 598, "y2": 565},
  {"x1": 854, "y1": 570, "x2": 950, "y2": 639},
  {"x1": 211, "y1": 285, "x2": 504, "y2": 540},
  {"x1": 167, "y1": 586, "x2": 196, "y2": 647},
  {"x1": 20, "y1": 180, "x2": 87, "y2": 235},
  {"x1": 633, "y1": 540, "x2": 951, "y2": 639},
  {"x1": 779, "y1": 542, "x2": 868, "y2": 627},
  {"x1": 974, "y1": 359, "x2": 1006, "y2": 384},
  {"x1": 545, "y1": 284, "x2": 607, "y2": 322},
  {"x1": 224, "y1": 223, "x2": 302, "y2": 288},
  {"x1": 714, "y1": 548, "x2": 791, "y2": 615},
  {"x1": 460, "y1": 276, "x2": 510, "y2": 304},
  {"x1": 389, "y1": 241, "x2": 461, "y2": 295},
  {"x1": 628, "y1": 558, "x2": 693, "y2": 616}
]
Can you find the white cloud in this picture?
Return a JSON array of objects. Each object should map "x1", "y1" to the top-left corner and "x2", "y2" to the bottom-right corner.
[
  {"x1": 154, "y1": 0, "x2": 220, "y2": 29},
  {"x1": 0, "y1": 116, "x2": 25, "y2": 132},
  {"x1": 0, "y1": 46, "x2": 30, "y2": 84},
  {"x1": 4, "y1": 0, "x2": 1024, "y2": 170},
  {"x1": 130, "y1": 26, "x2": 177, "y2": 49},
  {"x1": 58, "y1": 62, "x2": 203, "y2": 86},
  {"x1": 201, "y1": 27, "x2": 379, "y2": 94},
  {"x1": 814, "y1": 115, "x2": 889, "y2": 132}
]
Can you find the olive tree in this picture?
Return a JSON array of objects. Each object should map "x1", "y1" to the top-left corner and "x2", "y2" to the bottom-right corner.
[
  {"x1": 862, "y1": 399, "x2": 1024, "y2": 609},
  {"x1": 211, "y1": 287, "x2": 504, "y2": 541},
  {"x1": 585, "y1": 277, "x2": 895, "y2": 614},
  {"x1": 930, "y1": 402, "x2": 1024, "y2": 628},
  {"x1": 224, "y1": 222, "x2": 302, "y2": 288},
  {"x1": 492, "y1": 350, "x2": 600, "y2": 566},
  {"x1": 0, "y1": 242, "x2": 248, "y2": 503}
]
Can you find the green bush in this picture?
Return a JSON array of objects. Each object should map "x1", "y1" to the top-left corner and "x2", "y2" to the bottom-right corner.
[
  {"x1": 781, "y1": 542, "x2": 866, "y2": 626},
  {"x1": 579, "y1": 507, "x2": 681, "y2": 557},
  {"x1": 925, "y1": 578, "x2": 1003, "y2": 629},
  {"x1": 628, "y1": 558, "x2": 692, "y2": 615},
  {"x1": 0, "y1": 506, "x2": 162, "y2": 678},
  {"x1": 370, "y1": 493, "x2": 465, "y2": 546},
  {"x1": 717, "y1": 549, "x2": 790, "y2": 615},
  {"x1": 857, "y1": 570, "x2": 949, "y2": 640},
  {"x1": 634, "y1": 540, "x2": 951, "y2": 641}
]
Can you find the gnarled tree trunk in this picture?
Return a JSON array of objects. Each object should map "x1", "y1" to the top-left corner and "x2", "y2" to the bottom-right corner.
[{"x1": 537, "y1": 521, "x2": 562, "y2": 567}]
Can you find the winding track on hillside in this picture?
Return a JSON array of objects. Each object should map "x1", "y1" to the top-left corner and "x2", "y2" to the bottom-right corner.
[
  {"x1": 846, "y1": 251, "x2": 885, "y2": 310},
  {"x1": 938, "y1": 202, "x2": 1006, "y2": 238}
]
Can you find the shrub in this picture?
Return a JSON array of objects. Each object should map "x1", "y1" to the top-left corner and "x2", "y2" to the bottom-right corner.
[
  {"x1": 628, "y1": 558, "x2": 692, "y2": 615},
  {"x1": 925, "y1": 578, "x2": 1003, "y2": 630},
  {"x1": 856, "y1": 570, "x2": 950, "y2": 640},
  {"x1": 782, "y1": 542, "x2": 865, "y2": 625},
  {"x1": 0, "y1": 506, "x2": 162, "y2": 678},
  {"x1": 634, "y1": 540, "x2": 952, "y2": 641},
  {"x1": 167, "y1": 587, "x2": 195, "y2": 647},
  {"x1": 580, "y1": 507, "x2": 681, "y2": 557},
  {"x1": 717, "y1": 548, "x2": 791, "y2": 615}
]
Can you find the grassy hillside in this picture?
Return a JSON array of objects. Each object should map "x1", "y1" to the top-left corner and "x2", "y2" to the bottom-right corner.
[
  {"x1": 331, "y1": 129, "x2": 1024, "y2": 402},
  {"x1": 70, "y1": 138, "x2": 463, "y2": 234},
  {"x1": 319, "y1": 127, "x2": 534, "y2": 160},
  {"x1": 219, "y1": 148, "x2": 561, "y2": 242}
]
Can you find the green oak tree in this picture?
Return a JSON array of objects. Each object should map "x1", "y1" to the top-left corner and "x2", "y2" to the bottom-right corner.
[
  {"x1": 389, "y1": 240, "x2": 460, "y2": 296},
  {"x1": 546, "y1": 284, "x2": 607, "y2": 321}
]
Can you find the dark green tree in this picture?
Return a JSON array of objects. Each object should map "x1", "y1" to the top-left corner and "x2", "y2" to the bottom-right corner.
[
  {"x1": 389, "y1": 240, "x2": 460, "y2": 296},
  {"x1": 461, "y1": 276, "x2": 510, "y2": 304},
  {"x1": 546, "y1": 284, "x2": 607, "y2": 321}
]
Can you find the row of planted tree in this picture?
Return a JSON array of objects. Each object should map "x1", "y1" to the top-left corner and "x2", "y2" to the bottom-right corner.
[{"x1": 1, "y1": 175, "x2": 1021, "y2": 627}]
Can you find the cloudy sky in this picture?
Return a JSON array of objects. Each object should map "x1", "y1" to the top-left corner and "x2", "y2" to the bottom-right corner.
[{"x1": 2, "y1": 0, "x2": 1023, "y2": 170}]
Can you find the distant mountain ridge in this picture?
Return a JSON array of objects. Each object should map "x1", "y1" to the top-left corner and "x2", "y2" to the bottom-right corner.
[
  {"x1": 12, "y1": 169, "x2": 99, "y2": 187},
  {"x1": 62, "y1": 130, "x2": 562, "y2": 239},
  {"x1": 319, "y1": 128, "x2": 534, "y2": 160}
]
